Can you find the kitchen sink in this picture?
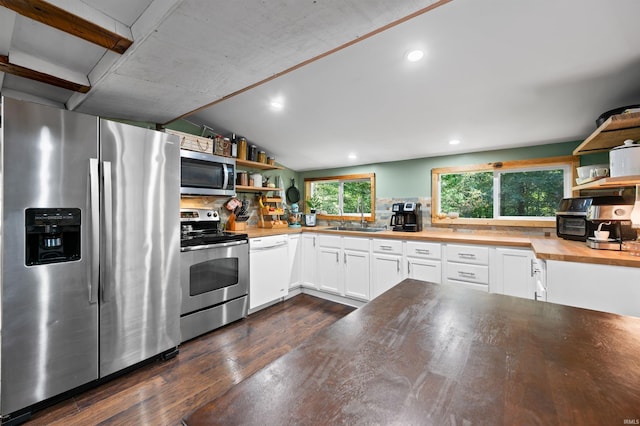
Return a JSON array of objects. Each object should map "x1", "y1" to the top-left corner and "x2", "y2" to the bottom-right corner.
[{"x1": 324, "y1": 226, "x2": 386, "y2": 232}]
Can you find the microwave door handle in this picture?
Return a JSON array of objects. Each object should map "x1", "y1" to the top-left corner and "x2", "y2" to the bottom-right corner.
[{"x1": 222, "y1": 163, "x2": 229, "y2": 190}]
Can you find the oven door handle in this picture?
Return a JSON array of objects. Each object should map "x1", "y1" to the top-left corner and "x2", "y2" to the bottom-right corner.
[{"x1": 181, "y1": 239, "x2": 248, "y2": 252}]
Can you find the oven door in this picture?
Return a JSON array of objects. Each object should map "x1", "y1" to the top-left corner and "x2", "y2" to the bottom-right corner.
[
  {"x1": 180, "y1": 240, "x2": 249, "y2": 315},
  {"x1": 556, "y1": 214, "x2": 587, "y2": 240}
]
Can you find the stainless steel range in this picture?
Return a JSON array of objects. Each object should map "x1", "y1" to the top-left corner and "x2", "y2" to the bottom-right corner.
[{"x1": 180, "y1": 208, "x2": 249, "y2": 342}]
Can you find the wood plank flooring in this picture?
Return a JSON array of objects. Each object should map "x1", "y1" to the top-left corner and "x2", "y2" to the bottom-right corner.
[{"x1": 24, "y1": 294, "x2": 355, "y2": 426}]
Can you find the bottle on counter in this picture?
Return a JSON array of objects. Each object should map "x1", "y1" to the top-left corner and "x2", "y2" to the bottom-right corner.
[{"x1": 231, "y1": 133, "x2": 238, "y2": 157}]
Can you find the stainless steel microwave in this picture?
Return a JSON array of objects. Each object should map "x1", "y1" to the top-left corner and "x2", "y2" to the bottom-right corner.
[{"x1": 180, "y1": 149, "x2": 235, "y2": 196}]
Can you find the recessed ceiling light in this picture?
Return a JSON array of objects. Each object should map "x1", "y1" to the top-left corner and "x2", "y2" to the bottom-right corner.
[
  {"x1": 348, "y1": 153, "x2": 357, "y2": 160},
  {"x1": 406, "y1": 49, "x2": 424, "y2": 62},
  {"x1": 449, "y1": 139, "x2": 461, "y2": 145},
  {"x1": 270, "y1": 99, "x2": 284, "y2": 110}
]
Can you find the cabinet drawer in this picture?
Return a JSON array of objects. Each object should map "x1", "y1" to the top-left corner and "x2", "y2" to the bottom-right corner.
[
  {"x1": 445, "y1": 279, "x2": 489, "y2": 292},
  {"x1": 446, "y1": 244, "x2": 489, "y2": 265},
  {"x1": 343, "y1": 236, "x2": 370, "y2": 252},
  {"x1": 406, "y1": 241, "x2": 441, "y2": 260},
  {"x1": 318, "y1": 235, "x2": 341, "y2": 248},
  {"x1": 446, "y1": 262, "x2": 489, "y2": 284},
  {"x1": 372, "y1": 239, "x2": 403, "y2": 255}
]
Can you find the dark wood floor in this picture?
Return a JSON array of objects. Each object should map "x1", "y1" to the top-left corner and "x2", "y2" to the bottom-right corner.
[{"x1": 25, "y1": 294, "x2": 355, "y2": 426}]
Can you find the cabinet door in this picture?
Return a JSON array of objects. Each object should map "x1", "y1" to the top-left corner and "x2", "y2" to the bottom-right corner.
[
  {"x1": 492, "y1": 248, "x2": 534, "y2": 299},
  {"x1": 301, "y1": 234, "x2": 317, "y2": 289},
  {"x1": 344, "y1": 249, "x2": 370, "y2": 301},
  {"x1": 288, "y1": 235, "x2": 301, "y2": 289},
  {"x1": 407, "y1": 257, "x2": 441, "y2": 283},
  {"x1": 371, "y1": 253, "x2": 403, "y2": 299},
  {"x1": 317, "y1": 246, "x2": 342, "y2": 295}
]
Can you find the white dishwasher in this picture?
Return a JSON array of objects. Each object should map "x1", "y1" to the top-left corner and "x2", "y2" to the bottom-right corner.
[{"x1": 249, "y1": 235, "x2": 289, "y2": 311}]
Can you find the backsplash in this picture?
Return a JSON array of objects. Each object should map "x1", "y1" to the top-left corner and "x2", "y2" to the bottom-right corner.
[{"x1": 182, "y1": 195, "x2": 555, "y2": 237}]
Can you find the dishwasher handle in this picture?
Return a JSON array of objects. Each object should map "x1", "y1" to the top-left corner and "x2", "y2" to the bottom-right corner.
[{"x1": 250, "y1": 240, "x2": 288, "y2": 250}]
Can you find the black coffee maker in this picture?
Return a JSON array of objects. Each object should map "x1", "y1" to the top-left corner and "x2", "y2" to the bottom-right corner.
[{"x1": 390, "y1": 202, "x2": 422, "y2": 232}]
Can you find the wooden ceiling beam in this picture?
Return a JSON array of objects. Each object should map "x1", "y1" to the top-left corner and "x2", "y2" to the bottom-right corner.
[
  {"x1": 0, "y1": 0, "x2": 133, "y2": 54},
  {"x1": 0, "y1": 54, "x2": 91, "y2": 93}
]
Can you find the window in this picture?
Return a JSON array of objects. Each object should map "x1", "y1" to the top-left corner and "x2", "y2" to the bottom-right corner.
[
  {"x1": 304, "y1": 173, "x2": 375, "y2": 222},
  {"x1": 432, "y1": 156, "x2": 578, "y2": 227}
]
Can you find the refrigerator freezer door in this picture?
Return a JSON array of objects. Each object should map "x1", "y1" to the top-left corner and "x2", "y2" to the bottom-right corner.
[
  {"x1": 98, "y1": 120, "x2": 181, "y2": 377},
  {"x1": 1, "y1": 97, "x2": 100, "y2": 415}
]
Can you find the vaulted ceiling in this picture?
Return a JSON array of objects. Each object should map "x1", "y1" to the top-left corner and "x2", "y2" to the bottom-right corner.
[{"x1": 1, "y1": 0, "x2": 639, "y2": 171}]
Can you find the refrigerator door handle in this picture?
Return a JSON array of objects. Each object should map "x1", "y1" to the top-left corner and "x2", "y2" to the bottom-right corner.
[
  {"x1": 102, "y1": 161, "x2": 114, "y2": 302},
  {"x1": 89, "y1": 158, "x2": 100, "y2": 304}
]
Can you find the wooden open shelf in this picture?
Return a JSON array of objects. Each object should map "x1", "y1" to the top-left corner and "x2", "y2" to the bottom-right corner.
[
  {"x1": 572, "y1": 111, "x2": 640, "y2": 191},
  {"x1": 236, "y1": 185, "x2": 282, "y2": 193},
  {"x1": 236, "y1": 159, "x2": 283, "y2": 170},
  {"x1": 572, "y1": 175, "x2": 640, "y2": 191},
  {"x1": 573, "y1": 112, "x2": 640, "y2": 155}
]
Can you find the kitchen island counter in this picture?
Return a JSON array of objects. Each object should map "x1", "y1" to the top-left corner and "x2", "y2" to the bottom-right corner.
[{"x1": 184, "y1": 279, "x2": 640, "y2": 425}]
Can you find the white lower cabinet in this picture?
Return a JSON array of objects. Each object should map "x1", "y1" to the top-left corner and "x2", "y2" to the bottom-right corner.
[
  {"x1": 278, "y1": 232, "x2": 640, "y2": 318},
  {"x1": 371, "y1": 239, "x2": 404, "y2": 299},
  {"x1": 317, "y1": 235, "x2": 342, "y2": 295},
  {"x1": 546, "y1": 260, "x2": 640, "y2": 317},
  {"x1": 288, "y1": 235, "x2": 301, "y2": 289},
  {"x1": 444, "y1": 244, "x2": 489, "y2": 292},
  {"x1": 405, "y1": 241, "x2": 442, "y2": 283},
  {"x1": 316, "y1": 235, "x2": 371, "y2": 301},
  {"x1": 492, "y1": 248, "x2": 535, "y2": 299},
  {"x1": 301, "y1": 233, "x2": 317, "y2": 289},
  {"x1": 343, "y1": 237, "x2": 371, "y2": 301}
]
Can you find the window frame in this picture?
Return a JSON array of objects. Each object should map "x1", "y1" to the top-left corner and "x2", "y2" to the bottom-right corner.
[
  {"x1": 432, "y1": 156, "x2": 579, "y2": 227},
  {"x1": 304, "y1": 173, "x2": 376, "y2": 223}
]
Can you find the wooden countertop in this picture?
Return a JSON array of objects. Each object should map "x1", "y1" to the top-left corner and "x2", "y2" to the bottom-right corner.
[
  {"x1": 184, "y1": 279, "x2": 640, "y2": 425},
  {"x1": 239, "y1": 226, "x2": 640, "y2": 268}
]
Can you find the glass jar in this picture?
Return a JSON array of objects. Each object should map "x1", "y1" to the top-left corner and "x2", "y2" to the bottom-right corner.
[
  {"x1": 267, "y1": 157, "x2": 275, "y2": 165},
  {"x1": 258, "y1": 151, "x2": 266, "y2": 163},
  {"x1": 237, "y1": 138, "x2": 247, "y2": 160},
  {"x1": 249, "y1": 145, "x2": 258, "y2": 162}
]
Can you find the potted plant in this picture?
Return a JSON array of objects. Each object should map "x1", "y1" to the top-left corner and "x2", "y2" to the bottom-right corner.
[{"x1": 306, "y1": 195, "x2": 320, "y2": 213}]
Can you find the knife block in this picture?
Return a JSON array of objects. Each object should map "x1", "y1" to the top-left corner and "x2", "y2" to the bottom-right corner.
[{"x1": 227, "y1": 214, "x2": 247, "y2": 231}]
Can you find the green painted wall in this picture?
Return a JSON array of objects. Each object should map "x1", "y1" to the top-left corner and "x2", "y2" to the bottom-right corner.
[{"x1": 300, "y1": 140, "x2": 598, "y2": 198}]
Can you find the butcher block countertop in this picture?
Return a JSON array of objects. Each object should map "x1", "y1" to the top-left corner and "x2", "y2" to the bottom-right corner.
[
  {"x1": 184, "y1": 279, "x2": 640, "y2": 425},
  {"x1": 241, "y1": 226, "x2": 640, "y2": 268}
]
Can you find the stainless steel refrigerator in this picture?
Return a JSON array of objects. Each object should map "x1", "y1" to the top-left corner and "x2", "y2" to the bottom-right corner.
[{"x1": 0, "y1": 97, "x2": 181, "y2": 420}]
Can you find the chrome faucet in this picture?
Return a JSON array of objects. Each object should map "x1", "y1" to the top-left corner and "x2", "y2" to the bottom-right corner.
[{"x1": 358, "y1": 197, "x2": 366, "y2": 228}]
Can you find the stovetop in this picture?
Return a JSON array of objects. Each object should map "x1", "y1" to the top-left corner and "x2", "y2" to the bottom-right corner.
[{"x1": 180, "y1": 208, "x2": 248, "y2": 248}]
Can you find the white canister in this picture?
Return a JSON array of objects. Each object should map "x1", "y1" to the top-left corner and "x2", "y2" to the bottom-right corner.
[
  {"x1": 610, "y1": 140, "x2": 640, "y2": 177},
  {"x1": 250, "y1": 173, "x2": 262, "y2": 187}
]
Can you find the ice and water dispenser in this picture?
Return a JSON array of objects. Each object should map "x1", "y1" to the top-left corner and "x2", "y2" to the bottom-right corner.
[{"x1": 25, "y1": 208, "x2": 81, "y2": 265}]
